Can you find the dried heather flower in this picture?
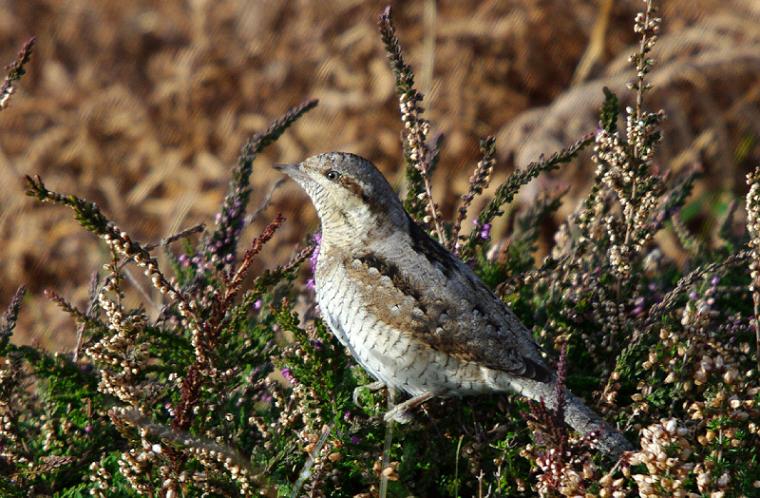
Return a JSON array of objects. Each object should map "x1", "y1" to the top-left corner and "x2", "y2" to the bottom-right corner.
[
  {"x1": 378, "y1": 6, "x2": 446, "y2": 244},
  {"x1": 452, "y1": 137, "x2": 496, "y2": 253},
  {"x1": 588, "y1": 1, "x2": 664, "y2": 278},
  {"x1": 25, "y1": 175, "x2": 207, "y2": 363},
  {"x1": 746, "y1": 166, "x2": 760, "y2": 370}
]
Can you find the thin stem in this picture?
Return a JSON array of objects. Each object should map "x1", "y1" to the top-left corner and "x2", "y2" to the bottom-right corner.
[{"x1": 379, "y1": 387, "x2": 396, "y2": 498}]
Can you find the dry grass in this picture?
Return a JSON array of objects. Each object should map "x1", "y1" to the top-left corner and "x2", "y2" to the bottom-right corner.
[{"x1": 0, "y1": 0, "x2": 758, "y2": 348}]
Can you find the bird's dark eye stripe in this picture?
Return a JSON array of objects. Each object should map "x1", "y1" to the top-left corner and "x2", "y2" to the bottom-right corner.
[{"x1": 325, "y1": 170, "x2": 341, "y2": 181}]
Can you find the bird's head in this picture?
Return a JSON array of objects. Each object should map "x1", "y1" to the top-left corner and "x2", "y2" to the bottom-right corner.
[{"x1": 275, "y1": 153, "x2": 407, "y2": 243}]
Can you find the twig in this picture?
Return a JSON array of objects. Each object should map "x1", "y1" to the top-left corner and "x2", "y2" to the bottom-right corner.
[
  {"x1": 113, "y1": 407, "x2": 269, "y2": 492},
  {"x1": 74, "y1": 271, "x2": 100, "y2": 362},
  {"x1": 205, "y1": 99, "x2": 317, "y2": 266},
  {"x1": 145, "y1": 223, "x2": 205, "y2": 251},
  {"x1": 379, "y1": 387, "x2": 396, "y2": 498},
  {"x1": 460, "y1": 134, "x2": 593, "y2": 259},
  {"x1": 244, "y1": 177, "x2": 286, "y2": 226},
  {"x1": 290, "y1": 423, "x2": 333, "y2": 498}
]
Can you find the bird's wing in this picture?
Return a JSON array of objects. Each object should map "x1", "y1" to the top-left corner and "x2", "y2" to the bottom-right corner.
[
  {"x1": 430, "y1": 270, "x2": 552, "y2": 382},
  {"x1": 350, "y1": 220, "x2": 551, "y2": 382}
]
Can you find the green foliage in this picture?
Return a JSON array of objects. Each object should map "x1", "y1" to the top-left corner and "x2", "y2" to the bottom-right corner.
[{"x1": 600, "y1": 86, "x2": 619, "y2": 134}]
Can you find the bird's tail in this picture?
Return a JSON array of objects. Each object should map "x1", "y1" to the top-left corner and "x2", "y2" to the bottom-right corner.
[
  {"x1": 562, "y1": 390, "x2": 634, "y2": 458},
  {"x1": 506, "y1": 376, "x2": 634, "y2": 459}
]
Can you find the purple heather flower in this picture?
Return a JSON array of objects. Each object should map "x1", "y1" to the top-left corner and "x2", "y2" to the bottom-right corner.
[
  {"x1": 84, "y1": 425, "x2": 93, "y2": 434},
  {"x1": 310, "y1": 232, "x2": 322, "y2": 269},
  {"x1": 472, "y1": 219, "x2": 491, "y2": 240},
  {"x1": 710, "y1": 275, "x2": 720, "y2": 286},
  {"x1": 253, "y1": 299, "x2": 263, "y2": 311},
  {"x1": 343, "y1": 410, "x2": 352, "y2": 421},
  {"x1": 350, "y1": 435, "x2": 362, "y2": 445},
  {"x1": 632, "y1": 296, "x2": 645, "y2": 316},
  {"x1": 281, "y1": 367, "x2": 295, "y2": 383}
]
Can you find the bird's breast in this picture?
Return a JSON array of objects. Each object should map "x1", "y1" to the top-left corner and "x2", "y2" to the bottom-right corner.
[{"x1": 314, "y1": 251, "x2": 494, "y2": 396}]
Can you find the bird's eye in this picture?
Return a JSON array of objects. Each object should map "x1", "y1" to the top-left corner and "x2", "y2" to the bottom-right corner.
[{"x1": 325, "y1": 170, "x2": 341, "y2": 181}]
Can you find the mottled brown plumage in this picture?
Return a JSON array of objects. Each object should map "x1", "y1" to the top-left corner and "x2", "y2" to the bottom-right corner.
[{"x1": 275, "y1": 152, "x2": 632, "y2": 457}]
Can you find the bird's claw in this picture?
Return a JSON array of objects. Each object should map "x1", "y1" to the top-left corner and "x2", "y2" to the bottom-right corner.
[
  {"x1": 383, "y1": 406, "x2": 414, "y2": 424},
  {"x1": 382, "y1": 391, "x2": 436, "y2": 424},
  {"x1": 352, "y1": 381, "x2": 386, "y2": 407}
]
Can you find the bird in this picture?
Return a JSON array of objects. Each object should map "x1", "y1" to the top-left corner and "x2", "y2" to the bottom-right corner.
[{"x1": 275, "y1": 152, "x2": 633, "y2": 457}]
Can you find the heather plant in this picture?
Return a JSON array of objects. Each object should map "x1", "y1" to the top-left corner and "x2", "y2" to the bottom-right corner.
[{"x1": 2, "y1": 2, "x2": 760, "y2": 497}]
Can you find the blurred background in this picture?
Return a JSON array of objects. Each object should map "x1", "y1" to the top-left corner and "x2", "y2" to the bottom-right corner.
[{"x1": 1, "y1": 0, "x2": 759, "y2": 348}]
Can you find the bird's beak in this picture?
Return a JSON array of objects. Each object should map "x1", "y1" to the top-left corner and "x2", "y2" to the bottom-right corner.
[
  {"x1": 273, "y1": 163, "x2": 300, "y2": 175},
  {"x1": 273, "y1": 162, "x2": 311, "y2": 188}
]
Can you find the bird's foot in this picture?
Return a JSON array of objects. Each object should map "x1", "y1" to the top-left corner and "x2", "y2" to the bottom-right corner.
[
  {"x1": 352, "y1": 381, "x2": 386, "y2": 407},
  {"x1": 383, "y1": 391, "x2": 436, "y2": 424}
]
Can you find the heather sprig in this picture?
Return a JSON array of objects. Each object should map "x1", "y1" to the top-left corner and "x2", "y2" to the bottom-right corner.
[
  {"x1": 0, "y1": 36, "x2": 35, "y2": 110},
  {"x1": 460, "y1": 134, "x2": 593, "y2": 261},
  {"x1": 25, "y1": 174, "x2": 207, "y2": 362},
  {"x1": 0, "y1": 287, "x2": 26, "y2": 488},
  {"x1": 235, "y1": 241, "x2": 314, "y2": 320},
  {"x1": 521, "y1": 344, "x2": 599, "y2": 497},
  {"x1": 112, "y1": 407, "x2": 267, "y2": 495},
  {"x1": 0, "y1": 285, "x2": 25, "y2": 352},
  {"x1": 591, "y1": 0, "x2": 664, "y2": 278},
  {"x1": 43, "y1": 288, "x2": 108, "y2": 341},
  {"x1": 378, "y1": 6, "x2": 446, "y2": 244},
  {"x1": 746, "y1": 167, "x2": 760, "y2": 370},
  {"x1": 173, "y1": 214, "x2": 284, "y2": 432},
  {"x1": 203, "y1": 99, "x2": 317, "y2": 271},
  {"x1": 452, "y1": 137, "x2": 496, "y2": 254}
]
